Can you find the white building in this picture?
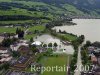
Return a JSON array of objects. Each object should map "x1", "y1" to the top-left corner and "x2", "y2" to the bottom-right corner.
[{"x1": 31, "y1": 41, "x2": 42, "y2": 46}]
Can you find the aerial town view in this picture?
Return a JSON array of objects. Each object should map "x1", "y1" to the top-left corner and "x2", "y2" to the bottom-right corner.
[{"x1": 0, "y1": 0, "x2": 100, "y2": 75}]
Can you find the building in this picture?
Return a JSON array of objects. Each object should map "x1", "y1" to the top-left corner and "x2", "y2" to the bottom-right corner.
[
  {"x1": 5, "y1": 70, "x2": 36, "y2": 75},
  {"x1": 88, "y1": 46, "x2": 95, "y2": 54},
  {"x1": 10, "y1": 40, "x2": 29, "y2": 51},
  {"x1": 18, "y1": 45, "x2": 30, "y2": 55},
  {"x1": 31, "y1": 41, "x2": 42, "y2": 46},
  {"x1": 11, "y1": 56, "x2": 32, "y2": 70},
  {"x1": 97, "y1": 57, "x2": 100, "y2": 65},
  {"x1": 91, "y1": 54, "x2": 98, "y2": 64},
  {"x1": 0, "y1": 47, "x2": 12, "y2": 63}
]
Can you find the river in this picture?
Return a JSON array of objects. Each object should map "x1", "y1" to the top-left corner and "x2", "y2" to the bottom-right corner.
[{"x1": 53, "y1": 19, "x2": 100, "y2": 42}]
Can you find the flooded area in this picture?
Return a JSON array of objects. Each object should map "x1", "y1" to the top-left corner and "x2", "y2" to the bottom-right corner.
[
  {"x1": 34, "y1": 34, "x2": 74, "y2": 54},
  {"x1": 53, "y1": 19, "x2": 100, "y2": 42},
  {"x1": 34, "y1": 19, "x2": 100, "y2": 54}
]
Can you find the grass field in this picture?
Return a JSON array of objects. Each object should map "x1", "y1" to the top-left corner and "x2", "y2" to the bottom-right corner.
[
  {"x1": 0, "y1": 26, "x2": 25, "y2": 33},
  {"x1": 0, "y1": 27, "x2": 16, "y2": 33},
  {"x1": 25, "y1": 25, "x2": 45, "y2": 40},
  {"x1": 54, "y1": 32, "x2": 77, "y2": 42},
  {"x1": 28, "y1": 25, "x2": 45, "y2": 32},
  {"x1": 25, "y1": 34, "x2": 36, "y2": 40},
  {"x1": 39, "y1": 54, "x2": 68, "y2": 75},
  {"x1": 64, "y1": 34, "x2": 77, "y2": 41}
]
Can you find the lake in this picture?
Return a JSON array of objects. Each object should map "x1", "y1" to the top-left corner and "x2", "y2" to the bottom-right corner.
[{"x1": 53, "y1": 19, "x2": 100, "y2": 42}]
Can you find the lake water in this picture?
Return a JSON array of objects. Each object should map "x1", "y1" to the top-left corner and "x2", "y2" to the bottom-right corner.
[
  {"x1": 34, "y1": 19, "x2": 100, "y2": 54},
  {"x1": 53, "y1": 19, "x2": 100, "y2": 42}
]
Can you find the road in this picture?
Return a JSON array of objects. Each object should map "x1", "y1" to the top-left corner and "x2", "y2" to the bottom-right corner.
[{"x1": 74, "y1": 46, "x2": 82, "y2": 75}]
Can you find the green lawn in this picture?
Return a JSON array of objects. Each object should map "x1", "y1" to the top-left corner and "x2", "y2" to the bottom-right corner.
[
  {"x1": 64, "y1": 34, "x2": 77, "y2": 41},
  {"x1": 25, "y1": 25, "x2": 45, "y2": 40},
  {"x1": 0, "y1": 27, "x2": 16, "y2": 33},
  {"x1": 39, "y1": 54, "x2": 68, "y2": 75},
  {"x1": 54, "y1": 33, "x2": 77, "y2": 42},
  {"x1": 28, "y1": 25, "x2": 45, "y2": 32},
  {"x1": 0, "y1": 27, "x2": 25, "y2": 33},
  {"x1": 25, "y1": 34, "x2": 36, "y2": 40}
]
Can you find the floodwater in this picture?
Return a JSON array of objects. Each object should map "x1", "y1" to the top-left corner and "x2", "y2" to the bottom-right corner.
[
  {"x1": 53, "y1": 19, "x2": 100, "y2": 42},
  {"x1": 34, "y1": 34, "x2": 74, "y2": 54}
]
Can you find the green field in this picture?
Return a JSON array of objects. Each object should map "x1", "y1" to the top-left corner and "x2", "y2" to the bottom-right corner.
[
  {"x1": 39, "y1": 54, "x2": 68, "y2": 75},
  {"x1": 25, "y1": 25, "x2": 45, "y2": 40},
  {"x1": 0, "y1": 0, "x2": 90, "y2": 25},
  {"x1": 53, "y1": 32, "x2": 77, "y2": 42},
  {"x1": 0, "y1": 26, "x2": 25, "y2": 33},
  {"x1": 63, "y1": 34, "x2": 77, "y2": 41},
  {"x1": 28, "y1": 25, "x2": 45, "y2": 32},
  {"x1": 0, "y1": 27, "x2": 16, "y2": 33}
]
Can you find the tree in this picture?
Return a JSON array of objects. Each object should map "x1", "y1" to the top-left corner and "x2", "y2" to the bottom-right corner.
[
  {"x1": 30, "y1": 45, "x2": 38, "y2": 53},
  {"x1": 48, "y1": 43, "x2": 52, "y2": 48},
  {"x1": 30, "y1": 37, "x2": 33, "y2": 42},
  {"x1": 3, "y1": 63, "x2": 10, "y2": 70},
  {"x1": 12, "y1": 51, "x2": 20, "y2": 58},
  {"x1": 85, "y1": 41, "x2": 91, "y2": 47},
  {"x1": 92, "y1": 41, "x2": 100, "y2": 48},
  {"x1": 78, "y1": 35, "x2": 85, "y2": 44},
  {"x1": 16, "y1": 28, "x2": 25, "y2": 39},
  {"x1": 54, "y1": 42, "x2": 58, "y2": 48},
  {"x1": 59, "y1": 29, "x2": 62, "y2": 33},
  {"x1": 2, "y1": 38, "x2": 12, "y2": 47},
  {"x1": 18, "y1": 30, "x2": 24, "y2": 39},
  {"x1": 45, "y1": 48, "x2": 53, "y2": 56},
  {"x1": 43, "y1": 44, "x2": 47, "y2": 48},
  {"x1": 16, "y1": 27, "x2": 19, "y2": 34}
]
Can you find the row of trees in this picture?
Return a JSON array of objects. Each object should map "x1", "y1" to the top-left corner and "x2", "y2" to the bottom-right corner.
[
  {"x1": 0, "y1": 15, "x2": 34, "y2": 21},
  {"x1": 70, "y1": 35, "x2": 85, "y2": 75},
  {"x1": 0, "y1": 15, "x2": 51, "y2": 21},
  {"x1": 43, "y1": 42, "x2": 58, "y2": 48},
  {"x1": 70, "y1": 49, "x2": 78, "y2": 75}
]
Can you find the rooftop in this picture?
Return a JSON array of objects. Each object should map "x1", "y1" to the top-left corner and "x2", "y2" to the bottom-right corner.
[{"x1": 12, "y1": 56, "x2": 32, "y2": 70}]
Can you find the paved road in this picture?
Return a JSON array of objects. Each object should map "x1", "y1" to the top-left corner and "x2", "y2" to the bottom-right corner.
[{"x1": 74, "y1": 46, "x2": 82, "y2": 75}]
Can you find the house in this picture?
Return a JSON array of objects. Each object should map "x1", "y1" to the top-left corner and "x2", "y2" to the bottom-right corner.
[
  {"x1": 0, "y1": 47, "x2": 12, "y2": 63},
  {"x1": 0, "y1": 47, "x2": 8, "y2": 54},
  {"x1": 88, "y1": 46, "x2": 95, "y2": 54},
  {"x1": 18, "y1": 45, "x2": 30, "y2": 55},
  {"x1": 97, "y1": 57, "x2": 100, "y2": 65},
  {"x1": 94, "y1": 67, "x2": 100, "y2": 75},
  {"x1": 11, "y1": 56, "x2": 32, "y2": 70},
  {"x1": 91, "y1": 54, "x2": 98, "y2": 64},
  {"x1": 5, "y1": 70, "x2": 37, "y2": 75},
  {"x1": 94, "y1": 48, "x2": 100, "y2": 53},
  {"x1": 10, "y1": 40, "x2": 29, "y2": 51}
]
